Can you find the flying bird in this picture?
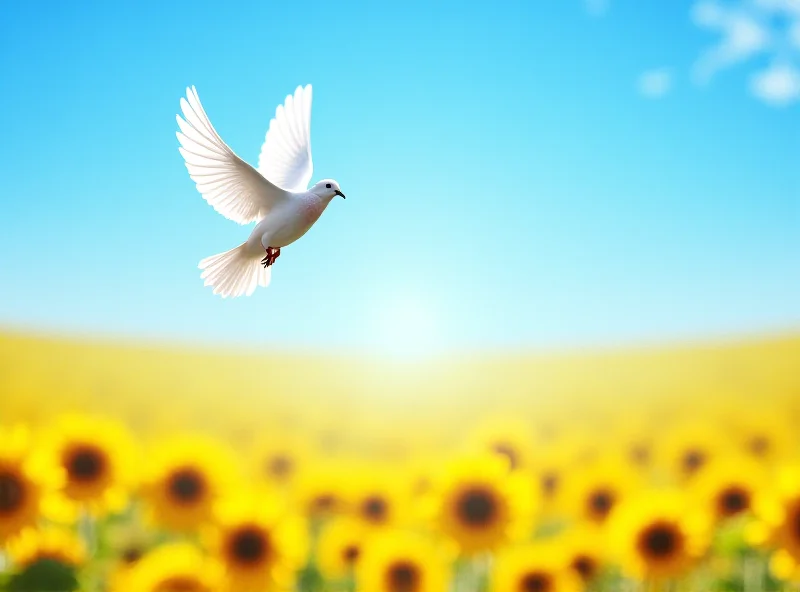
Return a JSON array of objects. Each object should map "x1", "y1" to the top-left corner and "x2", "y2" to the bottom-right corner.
[{"x1": 176, "y1": 84, "x2": 345, "y2": 298}]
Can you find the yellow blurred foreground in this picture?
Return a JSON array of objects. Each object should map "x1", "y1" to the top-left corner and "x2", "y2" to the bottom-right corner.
[{"x1": 0, "y1": 329, "x2": 799, "y2": 591}]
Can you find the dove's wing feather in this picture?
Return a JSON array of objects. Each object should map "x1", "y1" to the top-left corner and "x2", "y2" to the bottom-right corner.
[
  {"x1": 257, "y1": 84, "x2": 314, "y2": 193},
  {"x1": 177, "y1": 86, "x2": 288, "y2": 225}
]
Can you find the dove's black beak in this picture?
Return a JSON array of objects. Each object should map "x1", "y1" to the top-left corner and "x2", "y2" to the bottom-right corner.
[{"x1": 335, "y1": 190, "x2": 346, "y2": 199}]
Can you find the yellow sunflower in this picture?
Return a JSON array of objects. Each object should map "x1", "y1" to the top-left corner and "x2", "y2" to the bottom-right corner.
[
  {"x1": 107, "y1": 550, "x2": 145, "y2": 592},
  {"x1": 402, "y1": 455, "x2": 441, "y2": 501},
  {"x1": 657, "y1": 419, "x2": 724, "y2": 483},
  {"x1": 608, "y1": 490, "x2": 711, "y2": 581},
  {"x1": 748, "y1": 465, "x2": 800, "y2": 577},
  {"x1": 492, "y1": 542, "x2": 583, "y2": 592},
  {"x1": 139, "y1": 434, "x2": 241, "y2": 532},
  {"x1": 206, "y1": 489, "x2": 308, "y2": 592},
  {"x1": 528, "y1": 463, "x2": 567, "y2": 518},
  {"x1": 466, "y1": 416, "x2": 535, "y2": 472},
  {"x1": 555, "y1": 523, "x2": 608, "y2": 585},
  {"x1": 294, "y1": 461, "x2": 350, "y2": 521},
  {"x1": 6, "y1": 527, "x2": 86, "y2": 570},
  {"x1": 690, "y1": 455, "x2": 764, "y2": 524},
  {"x1": 427, "y1": 455, "x2": 534, "y2": 555},
  {"x1": 769, "y1": 548, "x2": 800, "y2": 584},
  {"x1": 527, "y1": 437, "x2": 586, "y2": 518},
  {"x1": 397, "y1": 454, "x2": 453, "y2": 525},
  {"x1": 317, "y1": 516, "x2": 371, "y2": 580},
  {"x1": 0, "y1": 424, "x2": 61, "y2": 543},
  {"x1": 249, "y1": 431, "x2": 312, "y2": 490},
  {"x1": 112, "y1": 542, "x2": 223, "y2": 592},
  {"x1": 726, "y1": 409, "x2": 793, "y2": 467},
  {"x1": 104, "y1": 519, "x2": 158, "y2": 591},
  {"x1": 355, "y1": 530, "x2": 450, "y2": 592},
  {"x1": 607, "y1": 414, "x2": 657, "y2": 472},
  {"x1": 39, "y1": 413, "x2": 138, "y2": 520},
  {"x1": 563, "y1": 457, "x2": 642, "y2": 526},
  {"x1": 105, "y1": 519, "x2": 152, "y2": 562},
  {"x1": 346, "y1": 464, "x2": 411, "y2": 530}
]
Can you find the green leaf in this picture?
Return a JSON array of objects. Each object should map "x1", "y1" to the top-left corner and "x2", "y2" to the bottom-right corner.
[
  {"x1": 531, "y1": 518, "x2": 567, "y2": 539},
  {"x1": 715, "y1": 576, "x2": 745, "y2": 592},
  {"x1": 6, "y1": 559, "x2": 79, "y2": 592},
  {"x1": 296, "y1": 563, "x2": 325, "y2": 592}
]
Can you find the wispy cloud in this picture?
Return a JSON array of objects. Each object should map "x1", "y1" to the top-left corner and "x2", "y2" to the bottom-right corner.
[
  {"x1": 691, "y1": 0, "x2": 800, "y2": 105},
  {"x1": 637, "y1": 69, "x2": 674, "y2": 98},
  {"x1": 750, "y1": 61, "x2": 800, "y2": 103},
  {"x1": 691, "y1": 2, "x2": 772, "y2": 82}
]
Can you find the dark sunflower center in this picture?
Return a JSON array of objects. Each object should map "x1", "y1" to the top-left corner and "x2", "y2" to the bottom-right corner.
[
  {"x1": 153, "y1": 575, "x2": 206, "y2": 592},
  {"x1": 491, "y1": 443, "x2": 519, "y2": 470},
  {"x1": 361, "y1": 496, "x2": 388, "y2": 522},
  {"x1": 122, "y1": 546, "x2": 144, "y2": 564},
  {"x1": 630, "y1": 444, "x2": 650, "y2": 465},
  {"x1": 66, "y1": 445, "x2": 106, "y2": 482},
  {"x1": 718, "y1": 486, "x2": 750, "y2": 517},
  {"x1": 681, "y1": 449, "x2": 706, "y2": 474},
  {"x1": 571, "y1": 555, "x2": 597, "y2": 580},
  {"x1": 312, "y1": 493, "x2": 336, "y2": 512},
  {"x1": 229, "y1": 526, "x2": 269, "y2": 565},
  {"x1": 0, "y1": 472, "x2": 25, "y2": 514},
  {"x1": 748, "y1": 436, "x2": 769, "y2": 457},
  {"x1": 791, "y1": 505, "x2": 800, "y2": 543},
  {"x1": 520, "y1": 571, "x2": 552, "y2": 592},
  {"x1": 540, "y1": 472, "x2": 559, "y2": 497},
  {"x1": 639, "y1": 523, "x2": 681, "y2": 559},
  {"x1": 267, "y1": 455, "x2": 293, "y2": 479},
  {"x1": 342, "y1": 544, "x2": 360, "y2": 564},
  {"x1": 456, "y1": 487, "x2": 497, "y2": 527},
  {"x1": 167, "y1": 468, "x2": 206, "y2": 504},
  {"x1": 386, "y1": 561, "x2": 420, "y2": 592},
  {"x1": 588, "y1": 488, "x2": 615, "y2": 519}
]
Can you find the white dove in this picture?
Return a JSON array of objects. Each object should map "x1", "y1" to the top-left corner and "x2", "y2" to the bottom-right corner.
[{"x1": 176, "y1": 84, "x2": 345, "y2": 298}]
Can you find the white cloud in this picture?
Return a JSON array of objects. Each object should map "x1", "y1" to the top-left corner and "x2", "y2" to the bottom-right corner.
[
  {"x1": 750, "y1": 62, "x2": 800, "y2": 104},
  {"x1": 585, "y1": 0, "x2": 609, "y2": 16},
  {"x1": 637, "y1": 69, "x2": 674, "y2": 98},
  {"x1": 690, "y1": 0, "x2": 800, "y2": 105},
  {"x1": 691, "y1": 1, "x2": 727, "y2": 26},
  {"x1": 753, "y1": 0, "x2": 800, "y2": 16},
  {"x1": 691, "y1": 3, "x2": 772, "y2": 83}
]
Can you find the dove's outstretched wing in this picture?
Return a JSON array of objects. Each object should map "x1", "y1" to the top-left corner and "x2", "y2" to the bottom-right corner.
[
  {"x1": 257, "y1": 85, "x2": 314, "y2": 193},
  {"x1": 177, "y1": 86, "x2": 287, "y2": 225}
]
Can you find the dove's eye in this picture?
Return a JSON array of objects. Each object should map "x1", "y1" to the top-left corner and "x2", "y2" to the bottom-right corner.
[{"x1": 325, "y1": 183, "x2": 332, "y2": 189}]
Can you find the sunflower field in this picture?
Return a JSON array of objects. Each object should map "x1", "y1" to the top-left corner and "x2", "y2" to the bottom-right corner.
[{"x1": 1, "y1": 329, "x2": 799, "y2": 592}]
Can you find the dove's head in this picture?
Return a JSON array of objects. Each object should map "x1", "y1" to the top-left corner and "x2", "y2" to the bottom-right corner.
[{"x1": 310, "y1": 179, "x2": 346, "y2": 200}]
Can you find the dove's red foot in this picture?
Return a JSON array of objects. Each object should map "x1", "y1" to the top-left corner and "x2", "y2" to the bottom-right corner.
[{"x1": 261, "y1": 247, "x2": 281, "y2": 268}]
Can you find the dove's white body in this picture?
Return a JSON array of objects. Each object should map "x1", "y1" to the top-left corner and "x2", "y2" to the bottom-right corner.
[
  {"x1": 244, "y1": 190, "x2": 335, "y2": 253},
  {"x1": 176, "y1": 84, "x2": 344, "y2": 298}
]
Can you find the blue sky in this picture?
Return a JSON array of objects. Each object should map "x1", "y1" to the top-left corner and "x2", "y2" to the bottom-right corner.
[{"x1": 0, "y1": 0, "x2": 798, "y2": 354}]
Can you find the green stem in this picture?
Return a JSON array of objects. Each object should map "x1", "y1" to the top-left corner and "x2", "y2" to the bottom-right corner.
[
  {"x1": 473, "y1": 552, "x2": 490, "y2": 592},
  {"x1": 452, "y1": 556, "x2": 469, "y2": 592},
  {"x1": 743, "y1": 551, "x2": 764, "y2": 592},
  {"x1": 78, "y1": 510, "x2": 97, "y2": 555}
]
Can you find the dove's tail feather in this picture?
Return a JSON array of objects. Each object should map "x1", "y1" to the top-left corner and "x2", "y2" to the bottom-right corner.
[{"x1": 198, "y1": 243, "x2": 271, "y2": 298}]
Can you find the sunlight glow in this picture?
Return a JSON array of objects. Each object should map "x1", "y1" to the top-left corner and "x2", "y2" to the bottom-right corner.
[{"x1": 369, "y1": 295, "x2": 441, "y2": 360}]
